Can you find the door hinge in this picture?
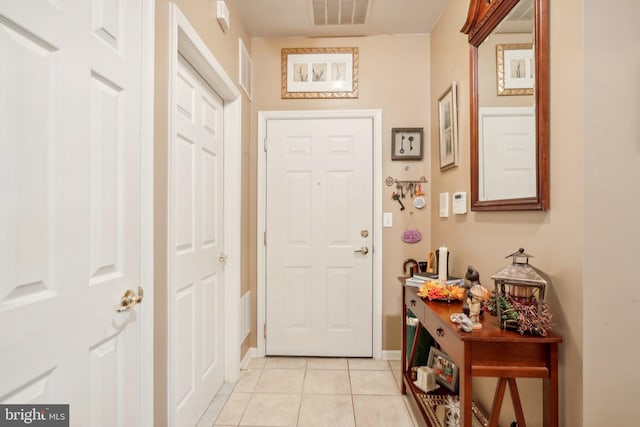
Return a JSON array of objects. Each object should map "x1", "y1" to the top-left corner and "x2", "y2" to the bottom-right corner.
[
  {"x1": 263, "y1": 231, "x2": 267, "y2": 246},
  {"x1": 263, "y1": 323, "x2": 267, "y2": 339},
  {"x1": 263, "y1": 138, "x2": 267, "y2": 152}
]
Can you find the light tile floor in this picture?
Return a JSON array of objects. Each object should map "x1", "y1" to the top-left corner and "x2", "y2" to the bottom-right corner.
[{"x1": 197, "y1": 357, "x2": 418, "y2": 427}]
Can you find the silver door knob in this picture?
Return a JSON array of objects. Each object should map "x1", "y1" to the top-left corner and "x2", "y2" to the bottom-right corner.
[
  {"x1": 218, "y1": 252, "x2": 229, "y2": 263},
  {"x1": 353, "y1": 246, "x2": 369, "y2": 255}
]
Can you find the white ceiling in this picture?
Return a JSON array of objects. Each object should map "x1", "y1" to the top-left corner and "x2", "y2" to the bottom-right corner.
[{"x1": 233, "y1": 0, "x2": 448, "y2": 38}]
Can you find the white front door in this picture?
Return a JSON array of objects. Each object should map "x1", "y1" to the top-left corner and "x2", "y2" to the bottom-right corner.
[
  {"x1": 265, "y1": 118, "x2": 373, "y2": 357},
  {"x1": 171, "y1": 55, "x2": 226, "y2": 427},
  {"x1": 0, "y1": 1, "x2": 151, "y2": 426}
]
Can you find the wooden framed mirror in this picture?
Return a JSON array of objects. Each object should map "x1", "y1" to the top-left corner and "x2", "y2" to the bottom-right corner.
[{"x1": 462, "y1": 0, "x2": 549, "y2": 210}]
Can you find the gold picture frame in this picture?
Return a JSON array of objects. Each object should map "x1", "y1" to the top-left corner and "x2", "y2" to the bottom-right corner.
[
  {"x1": 497, "y1": 43, "x2": 534, "y2": 96},
  {"x1": 281, "y1": 47, "x2": 359, "y2": 99}
]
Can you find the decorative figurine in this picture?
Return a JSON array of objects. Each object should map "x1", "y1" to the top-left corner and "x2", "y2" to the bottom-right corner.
[
  {"x1": 463, "y1": 265, "x2": 480, "y2": 315},
  {"x1": 450, "y1": 266, "x2": 486, "y2": 332},
  {"x1": 465, "y1": 265, "x2": 480, "y2": 283},
  {"x1": 468, "y1": 284, "x2": 486, "y2": 326}
]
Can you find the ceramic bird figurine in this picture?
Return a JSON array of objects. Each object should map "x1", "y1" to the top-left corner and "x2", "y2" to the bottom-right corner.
[{"x1": 465, "y1": 265, "x2": 480, "y2": 283}]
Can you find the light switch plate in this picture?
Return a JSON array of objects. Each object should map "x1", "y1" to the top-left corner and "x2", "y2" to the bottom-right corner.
[
  {"x1": 383, "y1": 212, "x2": 393, "y2": 228},
  {"x1": 439, "y1": 192, "x2": 449, "y2": 217}
]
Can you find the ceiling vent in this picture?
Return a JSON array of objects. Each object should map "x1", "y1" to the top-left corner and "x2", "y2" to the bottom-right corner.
[{"x1": 312, "y1": 0, "x2": 370, "y2": 26}]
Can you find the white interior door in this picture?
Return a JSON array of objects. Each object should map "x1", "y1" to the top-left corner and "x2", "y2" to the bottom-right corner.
[
  {"x1": 0, "y1": 1, "x2": 150, "y2": 426},
  {"x1": 171, "y1": 55, "x2": 225, "y2": 427},
  {"x1": 479, "y1": 107, "x2": 536, "y2": 201},
  {"x1": 265, "y1": 118, "x2": 373, "y2": 357}
]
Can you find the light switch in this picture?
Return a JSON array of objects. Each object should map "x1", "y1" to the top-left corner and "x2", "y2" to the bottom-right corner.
[
  {"x1": 383, "y1": 212, "x2": 393, "y2": 228},
  {"x1": 439, "y1": 192, "x2": 449, "y2": 217}
]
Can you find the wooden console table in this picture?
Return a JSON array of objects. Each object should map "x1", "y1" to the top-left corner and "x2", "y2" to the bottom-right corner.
[{"x1": 401, "y1": 282, "x2": 562, "y2": 427}]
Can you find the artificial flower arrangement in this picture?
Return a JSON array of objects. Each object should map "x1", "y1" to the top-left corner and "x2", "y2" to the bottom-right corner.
[{"x1": 417, "y1": 280, "x2": 466, "y2": 302}]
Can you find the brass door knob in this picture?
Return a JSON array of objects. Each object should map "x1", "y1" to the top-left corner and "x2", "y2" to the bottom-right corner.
[{"x1": 116, "y1": 287, "x2": 144, "y2": 313}]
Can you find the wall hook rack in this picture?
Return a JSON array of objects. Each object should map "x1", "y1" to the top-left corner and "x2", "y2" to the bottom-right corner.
[
  {"x1": 385, "y1": 176, "x2": 428, "y2": 186},
  {"x1": 387, "y1": 176, "x2": 428, "y2": 201}
]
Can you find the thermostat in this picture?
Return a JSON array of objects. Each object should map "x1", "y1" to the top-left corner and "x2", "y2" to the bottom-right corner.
[{"x1": 452, "y1": 192, "x2": 467, "y2": 214}]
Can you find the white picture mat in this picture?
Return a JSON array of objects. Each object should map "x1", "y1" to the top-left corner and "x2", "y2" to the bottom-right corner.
[
  {"x1": 286, "y1": 52, "x2": 354, "y2": 93},
  {"x1": 503, "y1": 48, "x2": 534, "y2": 89}
]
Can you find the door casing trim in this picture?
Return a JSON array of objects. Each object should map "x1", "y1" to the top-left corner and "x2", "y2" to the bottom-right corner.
[
  {"x1": 257, "y1": 109, "x2": 383, "y2": 359},
  {"x1": 167, "y1": 4, "x2": 242, "y2": 425},
  {"x1": 140, "y1": 1, "x2": 155, "y2": 426}
]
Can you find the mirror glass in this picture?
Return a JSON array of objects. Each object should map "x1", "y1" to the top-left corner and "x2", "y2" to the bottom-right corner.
[
  {"x1": 478, "y1": 1, "x2": 534, "y2": 201},
  {"x1": 466, "y1": 0, "x2": 549, "y2": 211}
]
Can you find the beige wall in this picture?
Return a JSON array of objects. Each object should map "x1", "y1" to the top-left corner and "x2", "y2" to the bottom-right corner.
[
  {"x1": 584, "y1": 0, "x2": 640, "y2": 424},
  {"x1": 250, "y1": 35, "x2": 433, "y2": 351},
  {"x1": 153, "y1": 1, "x2": 252, "y2": 425},
  {"x1": 430, "y1": 0, "x2": 583, "y2": 425}
]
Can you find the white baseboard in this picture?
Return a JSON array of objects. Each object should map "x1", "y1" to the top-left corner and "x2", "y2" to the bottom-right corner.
[
  {"x1": 382, "y1": 350, "x2": 401, "y2": 360},
  {"x1": 240, "y1": 347, "x2": 257, "y2": 369},
  {"x1": 240, "y1": 291, "x2": 251, "y2": 341}
]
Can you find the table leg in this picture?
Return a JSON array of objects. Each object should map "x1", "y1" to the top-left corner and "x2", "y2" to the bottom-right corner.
[
  {"x1": 461, "y1": 342, "x2": 473, "y2": 427},
  {"x1": 401, "y1": 290, "x2": 407, "y2": 394},
  {"x1": 508, "y1": 378, "x2": 526, "y2": 427},
  {"x1": 489, "y1": 378, "x2": 508, "y2": 427},
  {"x1": 543, "y1": 343, "x2": 559, "y2": 427}
]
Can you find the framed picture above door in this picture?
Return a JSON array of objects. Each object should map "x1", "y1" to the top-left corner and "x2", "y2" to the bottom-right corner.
[{"x1": 281, "y1": 47, "x2": 359, "y2": 99}]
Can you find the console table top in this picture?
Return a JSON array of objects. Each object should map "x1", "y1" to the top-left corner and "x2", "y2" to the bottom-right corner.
[{"x1": 403, "y1": 284, "x2": 562, "y2": 344}]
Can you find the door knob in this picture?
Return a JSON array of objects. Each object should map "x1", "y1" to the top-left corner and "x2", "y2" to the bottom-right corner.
[
  {"x1": 218, "y1": 252, "x2": 229, "y2": 263},
  {"x1": 353, "y1": 246, "x2": 369, "y2": 255},
  {"x1": 116, "y1": 287, "x2": 144, "y2": 313}
]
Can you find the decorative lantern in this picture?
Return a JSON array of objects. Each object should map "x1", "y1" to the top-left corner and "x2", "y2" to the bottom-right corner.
[{"x1": 491, "y1": 248, "x2": 552, "y2": 335}]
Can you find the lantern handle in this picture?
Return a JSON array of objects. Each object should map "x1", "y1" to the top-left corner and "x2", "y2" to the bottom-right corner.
[{"x1": 505, "y1": 248, "x2": 533, "y2": 263}]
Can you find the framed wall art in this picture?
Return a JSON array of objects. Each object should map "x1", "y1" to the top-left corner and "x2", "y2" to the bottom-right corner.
[
  {"x1": 281, "y1": 47, "x2": 358, "y2": 99},
  {"x1": 391, "y1": 128, "x2": 423, "y2": 160},
  {"x1": 427, "y1": 346, "x2": 459, "y2": 392},
  {"x1": 438, "y1": 82, "x2": 458, "y2": 171},
  {"x1": 497, "y1": 43, "x2": 534, "y2": 96}
]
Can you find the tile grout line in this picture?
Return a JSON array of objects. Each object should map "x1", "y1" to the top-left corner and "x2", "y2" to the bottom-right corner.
[
  {"x1": 294, "y1": 362, "x2": 308, "y2": 426},
  {"x1": 348, "y1": 364, "x2": 357, "y2": 427}
]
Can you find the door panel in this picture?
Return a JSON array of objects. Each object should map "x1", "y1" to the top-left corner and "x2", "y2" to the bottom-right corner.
[
  {"x1": 479, "y1": 107, "x2": 536, "y2": 200},
  {"x1": 172, "y1": 56, "x2": 225, "y2": 427},
  {"x1": 266, "y1": 118, "x2": 373, "y2": 357},
  {"x1": 0, "y1": 1, "x2": 147, "y2": 426}
]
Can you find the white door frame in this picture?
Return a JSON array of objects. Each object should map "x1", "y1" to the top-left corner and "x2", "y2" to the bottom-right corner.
[
  {"x1": 257, "y1": 110, "x2": 383, "y2": 359},
  {"x1": 167, "y1": 4, "x2": 242, "y2": 425},
  {"x1": 140, "y1": 1, "x2": 156, "y2": 426}
]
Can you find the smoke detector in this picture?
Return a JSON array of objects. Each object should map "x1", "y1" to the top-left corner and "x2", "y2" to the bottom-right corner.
[{"x1": 217, "y1": 0, "x2": 230, "y2": 32}]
